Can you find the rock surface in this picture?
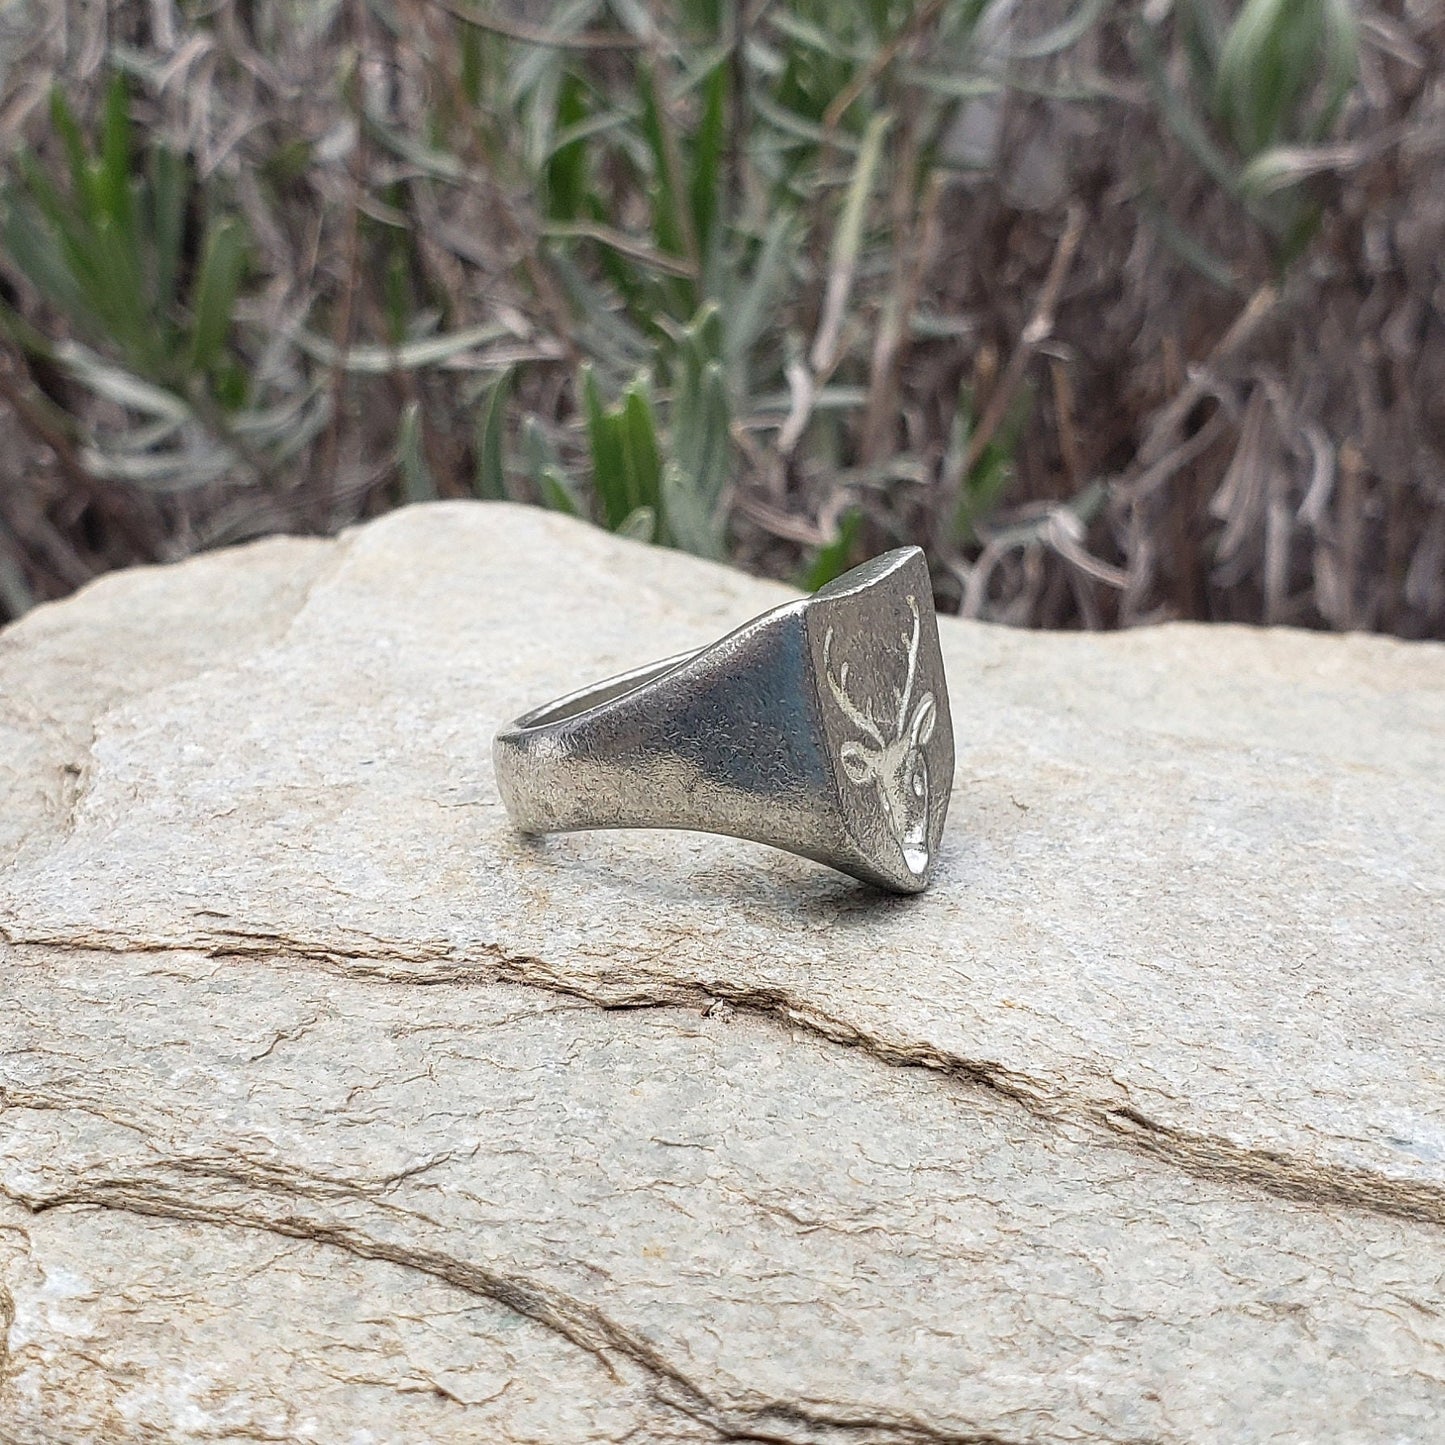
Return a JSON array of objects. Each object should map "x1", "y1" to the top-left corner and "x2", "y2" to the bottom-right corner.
[{"x1": 1, "y1": 500, "x2": 1443, "y2": 1443}]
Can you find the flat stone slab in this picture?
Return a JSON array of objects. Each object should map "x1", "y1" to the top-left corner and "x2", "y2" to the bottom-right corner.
[{"x1": 1, "y1": 501, "x2": 1442, "y2": 1442}]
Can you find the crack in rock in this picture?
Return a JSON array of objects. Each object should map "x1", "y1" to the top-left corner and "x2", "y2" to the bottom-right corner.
[
  {"x1": 0, "y1": 1172, "x2": 1070, "y2": 1445},
  {"x1": 5, "y1": 926, "x2": 1442, "y2": 1233}
]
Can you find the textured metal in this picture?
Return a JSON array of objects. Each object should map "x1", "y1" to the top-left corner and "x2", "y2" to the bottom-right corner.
[{"x1": 492, "y1": 546, "x2": 954, "y2": 892}]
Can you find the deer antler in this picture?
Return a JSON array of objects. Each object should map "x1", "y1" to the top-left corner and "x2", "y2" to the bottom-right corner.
[
  {"x1": 823, "y1": 626, "x2": 886, "y2": 747},
  {"x1": 894, "y1": 596, "x2": 922, "y2": 739}
]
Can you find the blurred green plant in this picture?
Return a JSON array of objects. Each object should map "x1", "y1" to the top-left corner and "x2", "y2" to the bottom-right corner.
[
  {"x1": 1139, "y1": 0, "x2": 1360, "y2": 264},
  {"x1": 487, "y1": 305, "x2": 731, "y2": 556},
  {"x1": 0, "y1": 78, "x2": 327, "y2": 488},
  {"x1": 0, "y1": 1, "x2": 1104, "y2": 565},
  {"x1": 1214, "y1": 0, "x2": 1357, "y2": 157},
  {"x1": 0, "y1": 0, "x2": 1397, "y2": 636},
  {"x1": 799, "y1": 508, "x2": 863, "y2": 591},
  {"x1": 444, "y1": 0, "x2": 1021, "y2": 568}
]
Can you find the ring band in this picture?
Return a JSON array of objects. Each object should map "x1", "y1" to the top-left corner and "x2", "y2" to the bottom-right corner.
[{"x1": 492, "y1": 547, "x2": 954, "y2": 892}]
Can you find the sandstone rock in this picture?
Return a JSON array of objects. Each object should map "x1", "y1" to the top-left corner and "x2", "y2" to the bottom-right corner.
[{"x1": 1, "y1": 501, "x2": 1442, "y2": 1443}]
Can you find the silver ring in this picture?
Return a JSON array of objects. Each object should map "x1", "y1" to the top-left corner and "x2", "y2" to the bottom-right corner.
[{"x1": 492, "y1": 547, "x2": 954, "y2": 892}]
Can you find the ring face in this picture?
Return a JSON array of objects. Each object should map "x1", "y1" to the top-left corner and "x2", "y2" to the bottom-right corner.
[
  {"x1": 807, "y1": 549, "x2": 954, "y2": 891},
  {"x1": 493, "y1": 546, "x2": 955, "y2": 894}
]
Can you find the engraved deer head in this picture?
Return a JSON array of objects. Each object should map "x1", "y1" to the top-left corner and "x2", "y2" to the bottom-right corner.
[{"x1": 823, "y1": 596, "x2": 937, "y2": 876}]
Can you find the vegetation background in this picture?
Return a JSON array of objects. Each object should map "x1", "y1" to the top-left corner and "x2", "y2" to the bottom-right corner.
[{"x1": 0, "y1": 0, "x2": 1440, "y2": 636}]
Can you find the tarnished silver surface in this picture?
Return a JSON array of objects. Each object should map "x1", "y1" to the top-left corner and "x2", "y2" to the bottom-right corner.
[{"x1": 492, "y1": 546, "x2": 954, "y2": 892}]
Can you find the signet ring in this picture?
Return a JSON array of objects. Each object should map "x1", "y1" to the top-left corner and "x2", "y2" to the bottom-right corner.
[{"x1": 492, "y1": 547, "x2": 954, "y2": 892}]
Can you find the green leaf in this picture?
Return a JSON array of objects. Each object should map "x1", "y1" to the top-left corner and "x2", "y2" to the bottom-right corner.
[
  {"x1": 459, "y1": 19, "x2": 484, "y2": 106},
  {"x1": 14, "y1": 149, "x2": 109, "y2": 326},
  {"x1": 582, "y1": 366, "x2": 633, "y2": 530},
  {"x1": 1216, "y1": 0, "x2": 1286, "y2": 153},
  {"x1": 725, "y1": 208, "x2": 798, "y2": 384},
  {"x1": 545, "y1": 70, "x2": 591, "y2": 221},
  {"x1": 1214, "y1": 0, "x2": 1353, "y2": 156},
  {"x1": 683, "y1": 300, "x2": 724, "y2": 367},
  {"x1": 1, "y1": 202, "x2": 92, "y2": 328},
  {"x1": 678, "y1": 0, "x2": 723, "y2": 39},
  {"x1": 85, "y1": 213, "x2": 155, "y2": 368},
  {"x1": 397, "y1": 400, "x2": 438, "y2": 503},
  {"x1": 620, "y1": 376, "x2": 664, "y2": 517},
  {"x1": 615, "y1": 505, "x2": 657, "y2": 542},
  {"x1": 1315, "y1": 0, "x2": 1360, "y2": 140},
  {"x1": 689, "y1": 60, "x2": 727, "y2": 262},
  {"x1": 98, "y1": 75, "x2": 135, "y2": 243},
  {"x1": 188, "y1": 216, "x2": 249, "y2": 375},
  {"x1": 383, "y1": 232, "x2": 410, "y2": 347},
  {"x1": 13, "y1": 146, "x2": 77, "y2": 237},
  {"x1": 474, "y1": 368, "x2": 513, "y2": 499},
  {"x1": 670, "y1": 362, "x2": 730, "y2": 550},
  {"x1": 521, "y1": 413, "x2": 563, "y2": 478},
  {"x1": 638, "y1": 62, "x2": 691, "y2": 265},
  {"x1": 213, "y1": 359, "x2": 250, "y2": 411},
  {"x1": 538, "y1": 466, "x2": 583, "y2": 517},
  {"x1": 521, "y1": 416, "x2": 584, "y2": 518},
  {"x1": 48, "y1": 89, "x2": 97, "y2": 219},
  {"x1": 661, "y1": 457, "x2": 726, "y2": 559},
  {"x1": 148, "y1": 146, "x2": 187, "y2": 325},
  {"x1": 801, "y1": 509, "x2": 862, "y2": 591},
  {"x1": 1178, "y1": 0, "x2": 1227, "y2": 91}
]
